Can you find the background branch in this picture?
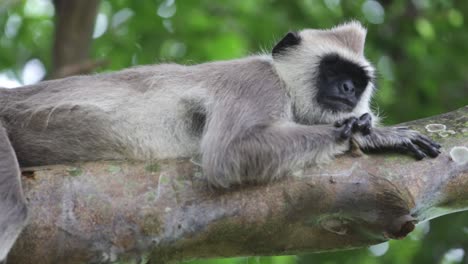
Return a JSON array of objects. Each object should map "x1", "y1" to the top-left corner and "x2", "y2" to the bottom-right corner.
[
  {"x1": 9, "y1": 106, "x2": 468, "y2": 264},
  {"x1": 51, "y1": 0, "x2": 101, "y2": 79}
]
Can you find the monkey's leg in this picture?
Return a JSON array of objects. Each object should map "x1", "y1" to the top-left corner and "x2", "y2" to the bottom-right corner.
[
  {"x1": 352, "y1": 126, "x2": 441, "y2": 159},
  {"x1": 0, "y1": 124, "x2": 28, "y2": 262}
]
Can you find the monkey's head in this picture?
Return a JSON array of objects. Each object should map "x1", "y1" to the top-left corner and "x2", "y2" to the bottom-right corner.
[{"x1": 272, "y1": 21, "x2": 376, "y2": 124}]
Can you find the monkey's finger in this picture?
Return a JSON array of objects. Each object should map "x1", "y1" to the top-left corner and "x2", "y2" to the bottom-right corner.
[
  {"x1": 346, "y1": 117, "x2": 358, "y2": 125},
  {"x1": 355, "y1": 114, "x2": 372, "y2": 135},
  {"x1": 335, "y1": 116, "x2": 359, "y2": 128},
  {"x1": 340, "y1": 117, "x2": 357, "y2": 139},
  {"x1": 417, "y1": 134, "x2": 441, "y2": 149},
  {"x1": 413, "y1": 136, "x2": 441, "y2": 156},
  {"x1": 413, "y1": 138, "x2": 440, "y2": 158},
  {"x1": 334, "y1": 119, "x2": 348, "y2": 127},
  {"x1": 403, "y1": 142, "x2": 427, "y2": 160},
  {"x1": 354, "y1": 121, "x2": 371, "y2": 135}
]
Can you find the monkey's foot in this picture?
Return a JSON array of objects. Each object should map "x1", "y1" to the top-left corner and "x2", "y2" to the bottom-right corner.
[{"x1": 390, "y1": 127, "x2": 441, "y2": 160}]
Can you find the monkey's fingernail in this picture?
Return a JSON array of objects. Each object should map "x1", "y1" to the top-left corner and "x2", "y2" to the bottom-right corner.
[{"x1": 405, "y1": 142, "x2": 426, "y2": 160}]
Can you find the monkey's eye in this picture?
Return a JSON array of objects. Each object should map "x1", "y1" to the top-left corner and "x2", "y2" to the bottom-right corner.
[
  {"x1": 322, "y1": 66, "x2": 340, "y2": 79},
  {"x1": 353, "y1": 77, "x2": 369, "y2": 89},
  {"x1": 324, "y1": 69, "x2": 336, "y2": 77}
]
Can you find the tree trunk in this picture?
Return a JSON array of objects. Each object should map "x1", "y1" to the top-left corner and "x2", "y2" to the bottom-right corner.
[
  {"x1": 9, "y1": 106, "x2": 468, "y2": 264},
  {"x1": 51, "y1": 0, "x2": 101, "y2": 79}
]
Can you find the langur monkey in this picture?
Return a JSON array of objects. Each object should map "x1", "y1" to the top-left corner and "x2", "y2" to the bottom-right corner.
[{"x1": 0, "y1": 21, "x2": 440, "y2": 261}]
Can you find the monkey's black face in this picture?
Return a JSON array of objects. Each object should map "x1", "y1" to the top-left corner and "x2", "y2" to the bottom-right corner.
[{"x1": 316, "y1": 54, "x2": 371, "y2": 112}]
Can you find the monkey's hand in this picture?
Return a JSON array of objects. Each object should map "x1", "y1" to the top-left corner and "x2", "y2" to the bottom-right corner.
[
  {"x1": 334, "y1": 113, "x2": 372, "y2": 140},
  {"x1": 352, "y1": 125, "x2": 441, "y2": 160}
]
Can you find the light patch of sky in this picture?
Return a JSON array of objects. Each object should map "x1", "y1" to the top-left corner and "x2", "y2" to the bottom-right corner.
[
  {"x1": 93, "y1": 13, "x2": 108, "y2": 39},
  {"x1": 362, "y1": 0, "x2": 385, "y2": 24},
  {"x1": 0, "y1": 71, "x2": 21, "y2": 88},
  {"x1": 24, "y1": 0, "x2": 54, "y2": 18},
  {"x1": 442, "y1": 248, "x2": 465, "y2": 264},
  {"x1": 111, "y1": 8, "x2": 134, "y2": 28},
  {"x1": 22, "y1": 58, "x2": 46, "y2": 85},
  {"x1": 0, "y1": 59, "x2": 46, "y2": 88},
  {"x1": 4, "y1": 14, "x2": 22, "y2": 39},
  {"x1": 368, "y1": 241, "x2": 389, "y2": 257},
  {"x1": 157, "y1": 0, "x2": 177, "y2": 19}
]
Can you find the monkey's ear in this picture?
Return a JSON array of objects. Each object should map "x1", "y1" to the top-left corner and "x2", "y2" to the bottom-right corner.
[
  {"x1": 332, "y1": 21, "x2": 367, "y2": 54},
  {"x1": 272, "y1": 31, "x2": 301, "y2": 56}
]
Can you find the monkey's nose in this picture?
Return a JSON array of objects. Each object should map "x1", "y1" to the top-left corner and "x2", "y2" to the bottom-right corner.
[{"x1": 339, "y1": 80, "x2": 355, "y2": 95}]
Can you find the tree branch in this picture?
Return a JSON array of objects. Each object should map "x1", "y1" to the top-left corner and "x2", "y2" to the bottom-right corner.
[{"x1": 9, "y1": 106, "x2": 468, "y2": 264}]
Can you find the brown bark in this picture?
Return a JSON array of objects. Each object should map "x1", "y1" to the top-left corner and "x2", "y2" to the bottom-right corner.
[
  {"x1": 51, "y1": 0, "x2": 101, "y2": 79},
  {"x1": 9, "y1": 106, "x2": 468, "y2": 264}
]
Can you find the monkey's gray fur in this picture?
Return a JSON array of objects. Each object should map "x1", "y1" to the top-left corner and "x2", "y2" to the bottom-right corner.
[{"x1": 0, "y1": 21, "x2": 440, "y2": 261}]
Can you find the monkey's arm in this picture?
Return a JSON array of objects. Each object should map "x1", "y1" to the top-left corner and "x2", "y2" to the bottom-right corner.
[
  {"x1": 200, "y1": 102, "x2": 369, "y2": 188},
  {"x1": 201, "y1": 122, "x2": 349, "y2": 188},
  {"x1": 352, "y1": 126, "x2": 441, "y2": 159},
  {"x1": 0, "y1": 123, "x2": 28, "y2": 262}
]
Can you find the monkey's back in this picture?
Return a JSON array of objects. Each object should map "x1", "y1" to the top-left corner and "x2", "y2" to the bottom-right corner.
[
  {"x1": 0, "y1": 65, "x2": 208, "y2": 166},
  {"x1": 0, "y1": 55, "x2": 281, "y2": 167}
]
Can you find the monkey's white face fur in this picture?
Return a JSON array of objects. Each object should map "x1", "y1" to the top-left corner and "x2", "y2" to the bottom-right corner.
[{"x1": 272, "y1": 21, "x2": 377, "y2": 125}]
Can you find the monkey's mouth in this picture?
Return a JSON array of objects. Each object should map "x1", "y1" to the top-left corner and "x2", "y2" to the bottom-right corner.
[{"x1": 319, "y1": 96, "x2": 355, "y2": 112}]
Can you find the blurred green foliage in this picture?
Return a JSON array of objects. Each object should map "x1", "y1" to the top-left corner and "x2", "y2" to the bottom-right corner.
[{"x1": 0, "y1": 0, "x2": 467, "y2": 263}]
